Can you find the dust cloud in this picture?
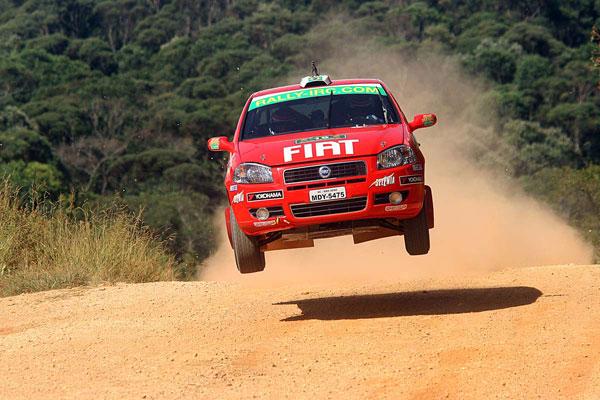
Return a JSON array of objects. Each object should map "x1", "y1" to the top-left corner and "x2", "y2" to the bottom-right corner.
[{"x1": 199, "y1": 39, "x2": 593, "y2": 286}]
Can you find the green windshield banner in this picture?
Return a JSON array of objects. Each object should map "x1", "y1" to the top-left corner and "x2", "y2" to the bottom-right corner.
[{"x1": 249, "y1": 84, "x2": 387, "y2": 111}]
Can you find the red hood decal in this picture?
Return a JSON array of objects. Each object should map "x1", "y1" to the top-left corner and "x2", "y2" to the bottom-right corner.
[{"x1": 237, "y1": 125, "x2": 405, "y2": 166}]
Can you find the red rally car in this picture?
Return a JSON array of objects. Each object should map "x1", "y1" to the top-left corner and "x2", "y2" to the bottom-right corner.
[{"x1": 208, "y1": 74, "x2": 437, "y2": 273}]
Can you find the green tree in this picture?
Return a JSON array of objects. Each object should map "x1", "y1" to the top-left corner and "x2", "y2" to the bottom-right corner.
[
  {"x1": 502, "y1": 22, "x2": 564, "y2": 57},
  {"x1": 465, "y1": 38, "x2": 522, "y2": 83},
  {"x1": 77, "y1": 37, "x2": 118, "y2": 75},
  {"x1": 547, "y1": 102, "x2": 600, "y2": 160},
  {"x1": 386, "y1": 2, "x2": 441, "y2": 41},
  {"x1": 0, "y1": 160, "x2": 63, "y2": 194},
  {"x1": 502, "y1": 119, "x2": 575, "y2": 175},
  {"x1": 0, "y1": 59, "x2": 37, "y2": 105},
  {"x1": 0, "y1": 129, "x2": 54, "y2": 163},
  {"x1": 514, "y1": 55, "x2": 552, "y2": 89}
]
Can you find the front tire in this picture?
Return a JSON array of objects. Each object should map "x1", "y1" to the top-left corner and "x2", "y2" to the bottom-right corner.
[
  {"x1": 230, "y1": 212, "x2": 265, "y2": 273},
  {"x1": 403, "y1": 206, "x2": 430, "y2": 255}
]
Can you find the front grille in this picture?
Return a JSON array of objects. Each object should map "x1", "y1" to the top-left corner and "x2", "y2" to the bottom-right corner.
[
  {"x1": 249, "y1": 206, "x2": 285, "y2": 218},
  {"x1": 284, "y1": 161, "x2": 366, "y2": 184},
  {"x1": 287, "y1": 178, "x2": 366, "y2": 191},
  {"x1": 290, "y1": 197, "x2": 367, "y2": 218}
]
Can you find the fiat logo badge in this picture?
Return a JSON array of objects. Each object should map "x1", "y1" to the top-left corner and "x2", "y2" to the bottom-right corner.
[{"x1": 318, "y1": 165, "x2": 332, "y2": 179}]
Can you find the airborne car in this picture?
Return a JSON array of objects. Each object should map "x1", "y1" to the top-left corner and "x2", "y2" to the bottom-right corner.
[{"x1": 208, "y1": 74, "x2": 437, "y2": 273}]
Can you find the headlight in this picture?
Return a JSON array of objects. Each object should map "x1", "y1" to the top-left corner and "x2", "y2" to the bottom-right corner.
[
  {"x1": 233, "y1": 163, "x2": 273, "y2": 184},
  {"x1": 377, "y1": 145, "x2": 416, "y2": 169}
]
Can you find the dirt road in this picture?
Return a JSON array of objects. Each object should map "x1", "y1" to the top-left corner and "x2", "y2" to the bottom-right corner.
[{"x1": 1, "y1": 264, "x2": 599, "y2": 399}]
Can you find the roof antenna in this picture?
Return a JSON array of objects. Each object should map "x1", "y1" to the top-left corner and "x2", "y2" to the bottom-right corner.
[{"x1": 300, "y1": 61, "x2": 330, "y2": 87}]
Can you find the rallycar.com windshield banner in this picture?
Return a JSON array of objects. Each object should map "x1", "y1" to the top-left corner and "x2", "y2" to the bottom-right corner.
[{"x1": 248, "y1": 84, "x2": 388, "y2": 111}]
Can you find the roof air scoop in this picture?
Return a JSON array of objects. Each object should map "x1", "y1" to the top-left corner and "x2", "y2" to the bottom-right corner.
[{"x1": 300, "y1": 61, "x2": 332, "y2": 87}]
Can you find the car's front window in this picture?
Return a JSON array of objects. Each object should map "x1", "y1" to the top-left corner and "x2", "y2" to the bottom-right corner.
[{"x1": 242, "y1": 84, "x2": 399, "y2": 140}]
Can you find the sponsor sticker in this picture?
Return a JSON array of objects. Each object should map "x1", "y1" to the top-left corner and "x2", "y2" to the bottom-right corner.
[
  {"x1": 412, "y1": 163, "x2": 423, "y2": 172},
  {"x1": 283, "y1": 139, "x2": 359, "y2": 162},
  {"x1": 295, "y1": 134, "x2": 347, "y2": 145},
  {"x1": 232, "y1": 191, "x2": 244, "y2": 204},
  {"x1": 422, "y1": 114, "x2": 435, "y2": 126},
  {"x1": 208, "y1": 137, "x2": 220, "y2": 150},
  {"x1": 249, "y1": 84, "x2": 387, "y2": 110},
  {"x1": 300, "y1": 75, "x2": 331, "y2": 87},
  {"x1": 370, "y1": 173, "x2": 395, "y2": 188},
  {"x1": 400, "y1": 175, "x2": 424, "y2": 185},
  {"x1": 385, "y1": 204, "x2": 408, "y2": 211},
  {"x1": 253, "y1": 220, "x2": 277, "y2": 227},
  {"x1": 229, "y1": 184, "x2": 238, "y2": 192},
  {"x1": 247, "y1": 190, "x2": 284, "y2": 202}
]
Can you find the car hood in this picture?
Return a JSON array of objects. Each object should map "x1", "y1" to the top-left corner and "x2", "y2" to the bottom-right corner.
[{"x1": 236, "y1": 125, "x2": 405, "y2": 166}]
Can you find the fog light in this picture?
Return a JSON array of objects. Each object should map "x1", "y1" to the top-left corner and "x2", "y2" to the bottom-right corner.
[
  {"x1": 389, "y1": 192, "x2": 403, "y2": 205},
  {"x1": 255, "y1": 207, "x2": 270, "y2": 220}
]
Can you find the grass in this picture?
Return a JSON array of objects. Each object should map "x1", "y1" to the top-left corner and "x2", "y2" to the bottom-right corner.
[{"x1": 0, "y1": 181, "x2": 175, "y2": 297}]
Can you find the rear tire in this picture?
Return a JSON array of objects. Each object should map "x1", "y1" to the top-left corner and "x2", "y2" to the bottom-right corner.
[
  {"x1": 230, "y1": 212, "x2": 265, "y2": 273},
  {"x1": 404, "y1": 206, "x2": 430, "y2": 255}
]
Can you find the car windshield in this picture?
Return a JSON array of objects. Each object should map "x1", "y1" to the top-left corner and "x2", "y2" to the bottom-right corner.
[{"x1": 242, "y1": 85, "x2": 399, "y2": 140}]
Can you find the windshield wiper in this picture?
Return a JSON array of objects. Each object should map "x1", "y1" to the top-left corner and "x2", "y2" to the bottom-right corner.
[
  {"x1": 377, "y1": 92, "x2": 390, "y2": 124},
  {"x1": 327, "y1": 91, "x2": 333, "y2": 129}
]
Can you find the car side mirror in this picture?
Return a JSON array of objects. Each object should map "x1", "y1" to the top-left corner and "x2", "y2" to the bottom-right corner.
[
  {"x1": 408, "y1": 113, "x2": 437, "y2": 131},
  {"x1": 207, "y1": 136, "x2": 235, "y2": 153}
]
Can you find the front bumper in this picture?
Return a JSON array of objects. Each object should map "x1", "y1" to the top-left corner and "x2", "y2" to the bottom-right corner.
[{"x1": 228, "y1": 156, "x2": 425, "y2": 236}]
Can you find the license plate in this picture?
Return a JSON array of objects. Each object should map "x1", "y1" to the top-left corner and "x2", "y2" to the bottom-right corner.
[{"x1": 309, "y1": 187, "x2": 346, "y2": 202}]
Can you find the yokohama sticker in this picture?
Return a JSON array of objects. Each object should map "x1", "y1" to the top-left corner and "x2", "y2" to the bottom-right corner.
[
  {"x1": 247, "y1": 190, "x2": 284, "y2": 201},
  {"x1": 400, "y1": 175, "x2": 424, "y2": 185}
]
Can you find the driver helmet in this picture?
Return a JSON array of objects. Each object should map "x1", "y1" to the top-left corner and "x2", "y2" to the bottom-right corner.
[
  {"x1": 271, "y1": 106, "x2": 297, "y2": 123},
  {"x1": 348, "y1": 95, "x2": 374, "y2": 109}
]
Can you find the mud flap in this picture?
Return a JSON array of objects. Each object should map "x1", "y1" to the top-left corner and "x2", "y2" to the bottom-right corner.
[{"x1": 425, "y1": 185, "x2": 434, "y2": 229}]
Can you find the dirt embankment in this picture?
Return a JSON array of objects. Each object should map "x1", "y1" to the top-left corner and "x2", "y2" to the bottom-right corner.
[{"x1": 1, "y1": 264, "x2": 599, "y2": 399}]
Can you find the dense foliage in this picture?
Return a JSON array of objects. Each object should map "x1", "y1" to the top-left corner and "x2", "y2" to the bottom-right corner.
[{"x1": 0, "y1": 0, "x2": 599, "y2": 270}]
